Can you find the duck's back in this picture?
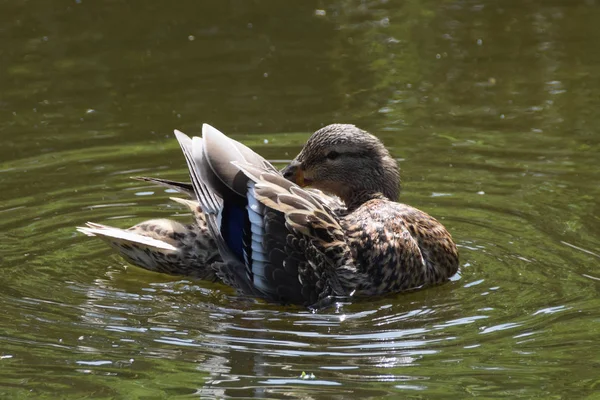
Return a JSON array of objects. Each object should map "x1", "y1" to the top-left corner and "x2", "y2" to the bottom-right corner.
[{"x1": 341, "y1": 199, "x2": 459, "y2": 296}]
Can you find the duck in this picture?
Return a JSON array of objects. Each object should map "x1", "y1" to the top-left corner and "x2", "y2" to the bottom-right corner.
[{"x1": 78, "y1": 123, "x2": 459, "y2": 306}]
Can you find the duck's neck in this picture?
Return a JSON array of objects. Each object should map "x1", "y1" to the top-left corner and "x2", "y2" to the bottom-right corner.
[
  {"x1": 339, "y1": 162, "x2": 400, "y2": 212},
  {"x1": 344, "y1": 190, "x2": 389, "y2": 212}
]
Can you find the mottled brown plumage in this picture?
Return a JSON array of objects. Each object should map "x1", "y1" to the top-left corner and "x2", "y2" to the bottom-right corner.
[
  {"x1": 77, "y1": 197, "x2": 220, "y2": 281},
  {"x1": 78, "y1": 123, "x2": 458, "y2": 307},
  {"x1": 280, "y1": 124, "x2": 459, "y2": 297}
]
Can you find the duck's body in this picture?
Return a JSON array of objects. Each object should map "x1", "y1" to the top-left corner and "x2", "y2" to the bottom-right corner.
[{"x1": 78, "y1": 123, "x2": 458, "y2": 306}]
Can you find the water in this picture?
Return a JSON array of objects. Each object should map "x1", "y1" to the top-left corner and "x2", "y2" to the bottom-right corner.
[{"x1": 1, "y1": 1, "x2": 599, "y2": 398}]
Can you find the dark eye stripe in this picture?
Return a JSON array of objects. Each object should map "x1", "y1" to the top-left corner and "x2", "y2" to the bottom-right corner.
[{"x1": 326, "y1": 151, "x2": 340, "y2": 160}]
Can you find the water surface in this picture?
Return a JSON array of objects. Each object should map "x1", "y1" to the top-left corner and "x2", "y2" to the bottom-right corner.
[{"x1": 1, "y1": 1, "x2": 599, "y2": 398}]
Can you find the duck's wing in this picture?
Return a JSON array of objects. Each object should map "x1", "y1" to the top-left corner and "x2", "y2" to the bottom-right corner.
[
  {"x1": 304, "y1": 188, "x2": 347, "y2": 217},
  {"x1": 174, "y1": 125, "x2": 363, "y2": 305},
  {"x1": 173, "y1": 125, "x2": 352, "y2": 304},
  {"x1": 234, "y1": 162, "x2": 363, "y2": 304},
  {"x1": 201, "y1": 125, "x2": 359, "y2": 304},
  {"x1": 173, "y1": 126, "x2": 261, "y2": 296},
  {"x1": 131, "y1": 176, "x2": 195, "y2": 198}
]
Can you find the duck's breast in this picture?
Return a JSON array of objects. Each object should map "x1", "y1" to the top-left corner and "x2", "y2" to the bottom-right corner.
[{"x1": 342, "y1": 200, "x2": 459, "y2": 295}]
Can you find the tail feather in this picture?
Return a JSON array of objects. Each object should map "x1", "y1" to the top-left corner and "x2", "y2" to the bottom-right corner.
[
  {"x1": 77, "y1": 220, "x2": 220, "y2": 280},
  {"x1": 131, "y1": 176, "x2": 194, "y2": 197},
  {"x1": 77, "y1": 222, "x2": 177, "y2": 251}
]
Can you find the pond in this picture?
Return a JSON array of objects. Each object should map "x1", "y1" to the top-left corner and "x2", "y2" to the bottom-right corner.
[{"x1": 1, "y1": 1, "x2": 599, "y2": 398}]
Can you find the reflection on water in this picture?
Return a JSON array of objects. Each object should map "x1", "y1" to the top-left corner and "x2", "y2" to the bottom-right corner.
[{"x1": 1, "y1": 0, "x2": 599, "y2": 398}]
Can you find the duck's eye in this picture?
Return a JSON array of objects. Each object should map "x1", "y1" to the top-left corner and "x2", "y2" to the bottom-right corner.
[{"x1": 326, "y1": 151, "x2": 340, "y2": 160}]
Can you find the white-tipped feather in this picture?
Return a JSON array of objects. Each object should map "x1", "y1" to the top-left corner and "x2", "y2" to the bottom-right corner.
[{"x1": 76, "y1": 222, "x2": 177, "y2": 251}]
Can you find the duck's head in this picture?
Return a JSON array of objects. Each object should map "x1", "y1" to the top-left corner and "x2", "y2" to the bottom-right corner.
[{"x1": 282, "y1": 124, "x2": 400, "y2": 206}]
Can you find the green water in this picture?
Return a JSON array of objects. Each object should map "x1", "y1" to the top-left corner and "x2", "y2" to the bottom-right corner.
[{"x1": 1, "y1": 1, "x2": 599, "y2": 398}]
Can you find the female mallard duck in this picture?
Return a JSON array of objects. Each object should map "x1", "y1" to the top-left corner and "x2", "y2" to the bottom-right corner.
[{"x1": 79, "y1": 124, "x2": 458, "y2": 306}]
